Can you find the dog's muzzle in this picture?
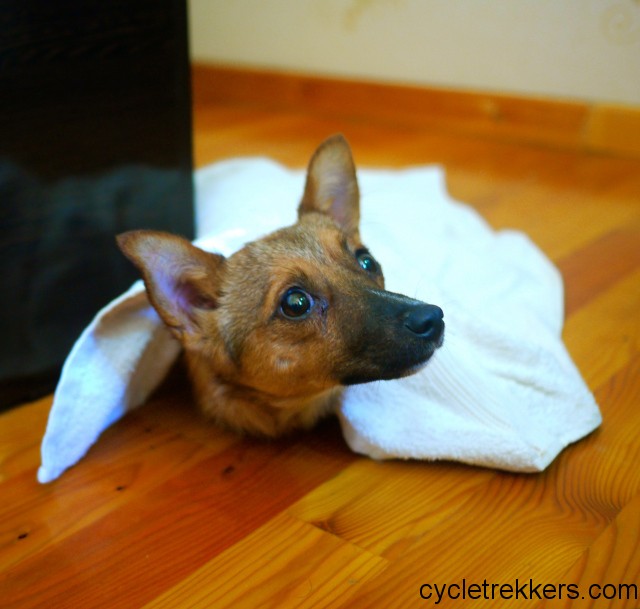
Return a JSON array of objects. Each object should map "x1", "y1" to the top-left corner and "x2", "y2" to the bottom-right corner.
[{"x1": 338, "y1": 290, "x2": 445, "y2": 386}]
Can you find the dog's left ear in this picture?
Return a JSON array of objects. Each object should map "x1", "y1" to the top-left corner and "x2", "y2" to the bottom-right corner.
[
  {"x1": 298, "y1": 134, "x2": 360, "y2": 235},
  {"x1": 116, "y1": 230, "x2": 225, "y2": 340}
]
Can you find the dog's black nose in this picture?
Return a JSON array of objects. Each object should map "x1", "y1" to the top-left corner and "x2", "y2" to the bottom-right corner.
[{"x1": 404, "y1": 305, "x2": 444, "y2": 340}]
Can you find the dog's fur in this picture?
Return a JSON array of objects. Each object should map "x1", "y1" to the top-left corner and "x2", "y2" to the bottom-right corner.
[{"x1": 117, "y1": 135, "x2": 444, "y2": 437}]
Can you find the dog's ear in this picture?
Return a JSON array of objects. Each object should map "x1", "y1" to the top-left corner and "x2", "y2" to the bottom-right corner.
[
  {"x1": 116, "y1": 230, "x2": 225, "y2": 339},
  {"x1": 298, "y1": 134, "x2": 360, "y2": 235}
]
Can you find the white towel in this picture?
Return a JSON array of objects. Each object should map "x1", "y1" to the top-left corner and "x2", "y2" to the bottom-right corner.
[{"x1": 37, "y1": 159, "x2": 601, "y2": 483}]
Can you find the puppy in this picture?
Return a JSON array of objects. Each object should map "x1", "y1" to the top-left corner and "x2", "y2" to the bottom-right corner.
[{"x1": 117, "y1": 135, "x2": 444, "y2": 437}]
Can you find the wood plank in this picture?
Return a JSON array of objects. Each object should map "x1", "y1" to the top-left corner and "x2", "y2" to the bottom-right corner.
[
  {"x1": 473, "y1": 183, "x2": 640, "y2": 261},
  {"x1": 289, "y1": 460, "x2": 497, "y2": 559},
  {"x1": 558, "y1": 222, "x2": 640, "y2": 316},
  {"x1": 0, "y1": 397, "x2": 50, "y2": 481},
  {"x1": 0, "y1": 371, "x2": 356, "y2": 609},
  {"x1": 191, "y1": 64, "x2": 588, "y2": 151},
  {"x1": 534, "y1": 493, "x2": 640, "y2": 608},
  {"x1": 192, "y1": 63, "x2": 640, "y2": 158},
  {"x1": 563, "y1": 269, "x2": 640, "y2": 392},
  {"x1": 0, "y1": 402, "x2": 236, "y2": 571},
  {"x1": 142, "y1": 512, "x2": 387, "y2": 609},
  {"x1": 586, "y1": 104, "x2": 640, "y2": 158},
  {"x1": 315, "y1": 465, "x2": 612, "y2": 609},
  {"x1": 560, "y1": 354, "x2": 640, "y2": 512}
]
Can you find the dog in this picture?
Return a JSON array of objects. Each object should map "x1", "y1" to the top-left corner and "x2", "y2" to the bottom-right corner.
[{"x1": 117, "y1": 135, "x2": 444, "y2": 437}]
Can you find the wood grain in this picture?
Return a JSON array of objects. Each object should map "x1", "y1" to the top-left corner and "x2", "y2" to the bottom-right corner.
[
  {"x1": 532, "y1": 494, "x2": 640, "y2": 608},
  {"x1": 143, "y1": 512, "x2": 387, "y2": 609},
  {"x1": 1, "y1": 78, "x2": 639, "y2": 608}
]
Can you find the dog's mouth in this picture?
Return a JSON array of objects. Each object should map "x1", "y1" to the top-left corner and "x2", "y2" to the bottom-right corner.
[
  {"x1": 399, "y1": 342, "x2": 443, "y2": 378},
  {"x1": 340, "y1": 353, "x2": 437, "y2": 386}
]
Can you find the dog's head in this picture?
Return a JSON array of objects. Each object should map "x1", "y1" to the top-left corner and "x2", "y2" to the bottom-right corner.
[{"x1": 118, "y1": 135, "x2": 443, "y2": 401}]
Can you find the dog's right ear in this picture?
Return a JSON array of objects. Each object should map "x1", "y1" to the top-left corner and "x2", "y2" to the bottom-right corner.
[
  {"x1": 299, "y1": 134, "x2": 360, "y2": 235},
  {"x1": 116, "y1": 231, "x2": 225, "y2": 339}
]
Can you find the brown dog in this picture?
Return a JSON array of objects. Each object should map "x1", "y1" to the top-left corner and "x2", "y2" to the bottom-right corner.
[{"x1": 117, "y1": 135, "x2": 444, "y2": 437}]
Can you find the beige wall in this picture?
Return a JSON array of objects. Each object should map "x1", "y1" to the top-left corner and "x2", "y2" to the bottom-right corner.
[{"x1": 188, "y1": 0, "x2": 640, "y2": 106}]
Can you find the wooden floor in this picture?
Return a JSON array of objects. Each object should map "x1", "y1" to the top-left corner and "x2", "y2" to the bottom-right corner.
[{"x1": 2, "y1": 96, "x2": 640, "y2": 608}]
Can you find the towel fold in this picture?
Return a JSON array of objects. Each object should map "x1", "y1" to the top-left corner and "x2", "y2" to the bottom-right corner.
[{"x1": 38, "y1": 158, "x2": 601, "y2": 483}]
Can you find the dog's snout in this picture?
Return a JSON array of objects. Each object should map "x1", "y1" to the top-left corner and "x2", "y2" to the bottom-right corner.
[
  {"x1": 339, "y1": 292, "x2": 445, "y2": 386},
  {"x1": 404, "y1": 305, "x2": 444, "y2": 340}
]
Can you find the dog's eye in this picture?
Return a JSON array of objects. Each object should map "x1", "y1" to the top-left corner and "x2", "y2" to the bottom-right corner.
[
  {"x1": 356, "y1": 249, "x2": 378, "y2": 273},
  {"x1": 280, "y1": 288, "x2": 313, "y2": 319}
]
